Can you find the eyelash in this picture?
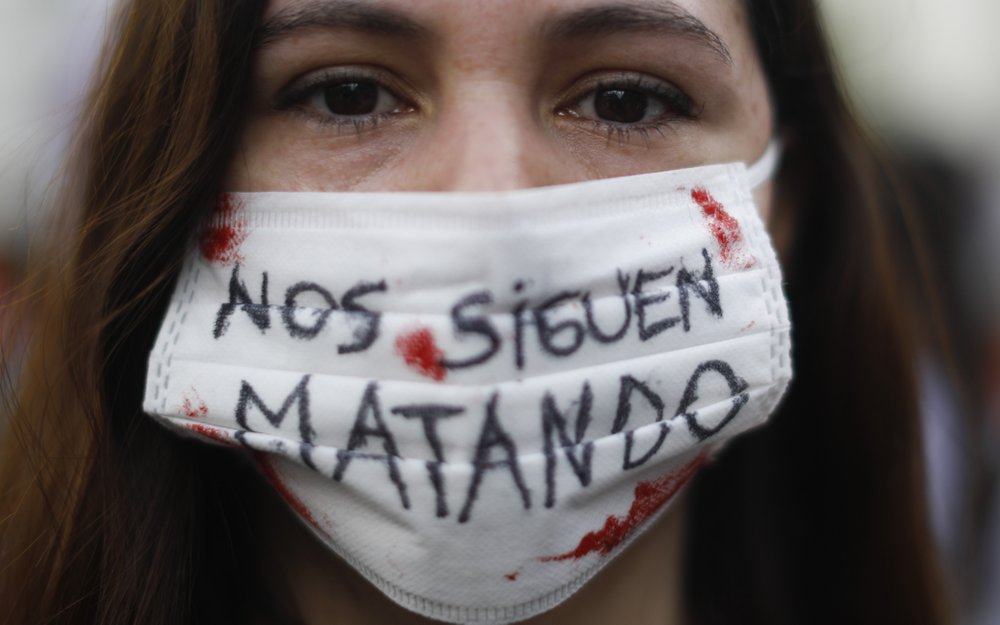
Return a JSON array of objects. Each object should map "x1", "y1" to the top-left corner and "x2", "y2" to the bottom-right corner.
[
  {"x1": 275, "y1": 69, "x2": 699, "y2": 143},
  {"x1": 560, "y1": 74, "x2": 700, "y2": 144},
  {"x1": 275, "y1": 68, "x2": 414, "y2": 135}
]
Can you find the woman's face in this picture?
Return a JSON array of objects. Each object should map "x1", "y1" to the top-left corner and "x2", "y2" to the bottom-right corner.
[
  {"x1": 226, "y1": 0, "x2": 773, "y2": 198},
  {"x1": 222, "y1": 4, "x2": 777, "y2": 621}
]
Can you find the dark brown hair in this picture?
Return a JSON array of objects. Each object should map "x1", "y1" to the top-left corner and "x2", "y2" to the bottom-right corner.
[
  {"x1": 685, "y1": 2, "x2": 951, "y2": 624},
  {"x1": 0, "y1": 1, "x2": 950, "y2": 624}
]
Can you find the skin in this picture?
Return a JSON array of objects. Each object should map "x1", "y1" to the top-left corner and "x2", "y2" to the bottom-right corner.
[{"x1": 228, "y1": 1, "x2": 775, "y2": 623}]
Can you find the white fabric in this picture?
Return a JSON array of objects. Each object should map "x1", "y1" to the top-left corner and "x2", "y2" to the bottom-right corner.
[{"x1": 143, "y1": 148, "x2": 791, "y2": 624}]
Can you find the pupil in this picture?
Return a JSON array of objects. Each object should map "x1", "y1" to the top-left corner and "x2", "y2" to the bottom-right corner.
[
  {"x1": 594, "y1": 89, "x2": 648, "y2": 123},
  {"x1": 323, "y1": 82, "x2": 379, "y2": 116}
]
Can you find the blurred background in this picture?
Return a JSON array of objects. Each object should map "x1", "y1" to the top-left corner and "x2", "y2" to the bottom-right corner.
[
  {"x1": 0, "y1": 0, "x2": 998, "y2": 620},
  {"x1": 822, "y1": 3, "x2": 1000, "y2": 622}
]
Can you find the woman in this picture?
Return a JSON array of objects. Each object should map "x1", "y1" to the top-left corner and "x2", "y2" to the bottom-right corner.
[{"x1": 0, "y1": 0, "x2": 951, "y2": 624}]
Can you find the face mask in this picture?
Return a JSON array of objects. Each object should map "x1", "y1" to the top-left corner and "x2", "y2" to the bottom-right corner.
[{"x1": 143, "y1": 144, "x2": 791, "y2": 625}]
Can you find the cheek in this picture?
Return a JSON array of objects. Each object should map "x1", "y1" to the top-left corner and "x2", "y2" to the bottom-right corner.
[{"x1": 222, "y1": 117, "x2": 415, "y2": 192}]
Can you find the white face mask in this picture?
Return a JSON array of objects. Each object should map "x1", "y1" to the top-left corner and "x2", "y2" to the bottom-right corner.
[{"x1": 143, "y1": 144, "x2": 791, "y2": 625}]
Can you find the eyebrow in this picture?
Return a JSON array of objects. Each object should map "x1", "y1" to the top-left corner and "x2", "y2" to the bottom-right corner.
[
  {"x1": 544, "y1": 3, "x2": 733, "y2": 66},
  {"x1": 256, "y1": 1, "x2": 430, "y2": 49},
  {"x1": 255, "y1": 1, "x2": 731, "y2": 66}
]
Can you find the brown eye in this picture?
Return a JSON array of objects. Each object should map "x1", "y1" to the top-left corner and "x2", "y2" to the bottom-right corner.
[
  {"x1": 288, "y1": 72, "x2": 412, "y2": 125},
  {"x1": 565, "y1": 75, "x2": 695, "y2": 129},
  {"x1": 593, "y1": 89, "x2": 649, "y2": 124},
  {"x1": 323, "y1": 81, "x2": 380, "y2": 116}
]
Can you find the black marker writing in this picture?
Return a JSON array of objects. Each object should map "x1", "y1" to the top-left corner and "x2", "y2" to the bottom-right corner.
[
  {"x1": 583, "y1": 269, "x2": 632, "y2": 343},
  {"x1": 458, "y1": 393, "x2": 532, "y2": 523},
  {"x1": 333, "y1": 382, "x2": 411, "y2": 510},
  {"x1": 541, "y1": 383, "x2": 595, "y2": 508},
  {"x1": 234, "y1": 374, "x2": 314, "y2": 468},
  {"x1": 677, "y1": 360, "x2": 749, "y2": 441},
  {"x1": 282, "y1": 282, "x2": 337, "y2": 339},
  {"x1": 535, "y1": 291, "x2": 586, "y2": 357},
  {"x1": 339, "y1": 280, "x2": 387, "y2": 354},
  {"x1": 391, "y1": 403, "x2": 465, "y2": 518},
  {"x1": 231, "y1": 357, "x2": 753, "y2": 519},
  {"x1": 613, "y1": 375, "x2": 670, "y2": 470},
  {"x1": 440, "y1": 290, "x2": 501, "y2": 370},
  {"x1": 215, "y1": 264, "x2": 270, "y2": 338},
  {"x1": 633, "y1": 267, "x2": 679, "y2": 341},
  {"x1": 677, "y1": 248, "x2": 723, "y2": 332}
]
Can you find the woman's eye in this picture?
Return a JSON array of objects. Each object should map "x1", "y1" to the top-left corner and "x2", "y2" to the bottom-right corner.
[
  {"x1": 564, "y1": 78, "x2": 696, "y2": 128},
  {"x1": 277, "y1": 71, "x2": 414, "y2": 131},
  {"x1": 588, "y1": 88, "x2": 661, "y2": 124},
  {"x1": 305, "y1": 80, "x2": 405, "y2": 118}
]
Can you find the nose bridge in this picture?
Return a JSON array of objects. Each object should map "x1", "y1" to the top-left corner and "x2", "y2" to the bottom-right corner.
[{"x1": 428, "y1": 80, "x2": 562, "y2": 192}]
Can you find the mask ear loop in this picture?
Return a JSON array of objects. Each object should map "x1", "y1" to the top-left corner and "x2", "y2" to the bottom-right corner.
[{"x1": 746, "y1": 139, "x2": 782, "y2": 190}]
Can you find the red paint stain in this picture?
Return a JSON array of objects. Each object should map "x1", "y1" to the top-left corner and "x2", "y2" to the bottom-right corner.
[
  {"x1": 691, "y1": 187, "x2": 756, "y2": 270},
  {"x1": 184, "y1": 423, "x2": 238, "y2": 448},
  {"x1": 540, "y1": 453, "x2": 708, "y2": 562},
  {"x1": 395, "y1": 327, "x2": 446, "y2": 381},
  {"x1": 255, "y1": 453, "x2": 330, "y2": 539},
  {"x1": 504, "y1": 571, "x2": 520, "y2": 581},
  {"x1": 199, "y1": 193, "x2": 248, "y2": 264},
  {"x1": 181, "y1": 389, "x2": 209, "y2": 419}
]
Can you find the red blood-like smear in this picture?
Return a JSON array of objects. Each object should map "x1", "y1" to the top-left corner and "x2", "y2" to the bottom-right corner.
[
  {"x1": 184, "y1": 423, "x2": 238, "y2": 448},
  {"x1": 181, "y1": 390, "x2": 209, "y2": 419},
  {"x1": 255, "y1": 453, "x2": 330, "y2": 538},
  {"x1": 691, "y1": 187, "x2": 756, "y2": 270},
  {"x1": 540, "y1": 453, "x2": 708, "y2": 562},
  {"x1": 200, "y1": 193, "x2": 248, "y2": 264},
  {"x1": 395, "y1": 327, "x2": 447, "y2": 381},
  {"x1": 504, "y1": 571, "x2": 520, "y2": 581}
]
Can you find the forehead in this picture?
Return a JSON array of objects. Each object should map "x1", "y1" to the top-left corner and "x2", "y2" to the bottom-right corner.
[{"x1": 260, "y1": 0, "x2": 754, "y2": 66}]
